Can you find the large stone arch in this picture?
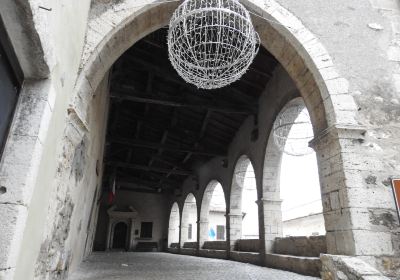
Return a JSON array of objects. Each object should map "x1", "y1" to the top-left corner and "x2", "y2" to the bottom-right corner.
[
  {"x1": 73, "y1": 0, "x2": 363, "y2": 258},
  {"x1": 72, "y1": 0, "x2": 358, "y2": 133},
  {"x1": 262, "y1": 97, "x2": 315, "y2": 252},
  {"x1": 199, "y1": 180, "x2": 226, "y2": 247}
]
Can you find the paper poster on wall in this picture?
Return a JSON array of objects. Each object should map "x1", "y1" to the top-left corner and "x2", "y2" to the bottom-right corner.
[{"x1": 392, "y1": 179, "x2": 400, "y2": 221}]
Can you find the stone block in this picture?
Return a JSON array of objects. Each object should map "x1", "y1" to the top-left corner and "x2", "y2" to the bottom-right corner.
[
  {"x1": 353, "y1": 231, "x2": 394, "y2": 256},
  {"x1": 230, "y1": 251, "x2": 260, "y2": 265},
  {"x1": 236, "y1": 239, "x2": 260, "y2": 253},
  {"x1": 0, "y1": 204, "x2": 28, "y2": 269},
  {"x1": 265, "y1": 253, "x2": 322, "y2": 277},
  {"x1": 198, "y1": 249, "x2": 227, "y2": 259},
  {"x1": 274, "y1": 236, "x2": 327, "y2": 257},
  {"x1": 321, "y1": 254, "x2": 390, "y2": 280}
]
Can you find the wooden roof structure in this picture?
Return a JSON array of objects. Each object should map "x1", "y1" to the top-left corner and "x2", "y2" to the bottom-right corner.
[{"x1": 104, "y1": 28, "x2": 278, "y2": 194}]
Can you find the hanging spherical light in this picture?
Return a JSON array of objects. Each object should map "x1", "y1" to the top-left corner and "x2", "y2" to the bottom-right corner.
[
  {"x1": 273, "y1": 105, "x2": 314, "y2": 157},
  {"x1": 167, "y1": 0, "x2": 260, "y2": 90}
]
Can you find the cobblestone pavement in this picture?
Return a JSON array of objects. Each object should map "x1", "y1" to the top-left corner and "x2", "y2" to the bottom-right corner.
[{"x1": 69, "y1": 252, "x2": 320, "y2": 280}]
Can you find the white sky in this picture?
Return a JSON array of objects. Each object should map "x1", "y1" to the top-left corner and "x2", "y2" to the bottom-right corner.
[{"x1": 280, "y1": 108, "x2": 322, "y2": 221}]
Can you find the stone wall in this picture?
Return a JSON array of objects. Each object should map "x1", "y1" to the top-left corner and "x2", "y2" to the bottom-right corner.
[
  {"x1": 236, "y1": 239, "x2": 260, "y2": 253},
  {"x1": 33, "y1": 75, "x2": 109, "y2": 279},
  {"x1": 321, "y1": 254, "x2": 391, "y2": 280},
  {"x1": 274, "y1": 236, "x2": 327, "y2": 257}
]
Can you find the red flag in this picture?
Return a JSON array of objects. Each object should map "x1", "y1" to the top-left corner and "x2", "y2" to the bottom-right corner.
[{"x1": 108, "y1": 177, "x2": 116, "y2": 204}]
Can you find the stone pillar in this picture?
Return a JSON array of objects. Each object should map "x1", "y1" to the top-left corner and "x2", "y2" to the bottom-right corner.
[
  {"x1": 228, "y1": 213, "x2": 242, "y2": 251},
  {"x1": 198, "y1": 219, "x2": 209, "y2": 248},
  {"x1": 261, "y1": 198, "x2": 283, "y2": 253},
  {"x1": 311, "y1": 125, "x2": 395, "y2": 258},
  {"x1": 180, "y1": 224, "x2": 188, "y2": 247}
]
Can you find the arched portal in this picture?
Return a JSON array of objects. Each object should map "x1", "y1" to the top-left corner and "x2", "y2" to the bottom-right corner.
[
  {"x1": 75, "y1": 0, "x2": 360, "y2": 261},
  {"x1": 168, "y1": 202, "x2": 180, "y2": 247},
  {"x1": 262, "y1": 97, "x2": 326, "y2": 253},
  {"x1": 180, "y1": 193, "x2": 198, "y2": 247},
  {"x1": 279, "y1": 101, "x2": 326, "y2": 237},
  {"x1": 199, "y1": 181, "x2": 227, "y2": 247},
  {"x1": 230, "y1": 156, "x2": 259, "y2": 250}
]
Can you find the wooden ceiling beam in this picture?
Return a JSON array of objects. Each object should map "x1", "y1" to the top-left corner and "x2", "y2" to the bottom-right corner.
[
  {"x1": 110, "y1": 91, "x2": 255, "y2": 114},
  {"x1": 108, "y1": 161, "x2": 192, "y2": 176},
  {"x1": 110, "y1": 137, "x2": 225, "y2": 157}
]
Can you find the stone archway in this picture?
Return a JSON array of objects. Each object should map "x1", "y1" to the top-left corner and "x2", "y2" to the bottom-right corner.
[
  {"x1": 199, "y1": 180, "x2": 227, "y2": 247},
  {"x1": 262, "y1": 97, "x2": 320, "y2": 252},
  {"x1": 73, "y1": 0, "x2": 361, "y2": 258},
  {"x1": 180, "y1": 193, "x2": 198, "y2": 247},
  {"x1": 229, "y1": 155, "x2": 259, "y2": 250}
]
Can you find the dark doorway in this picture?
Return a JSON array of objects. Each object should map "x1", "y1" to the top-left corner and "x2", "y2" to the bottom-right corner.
[{"x1": 112, "y1": 222, "x2": 128, "y2": 250}]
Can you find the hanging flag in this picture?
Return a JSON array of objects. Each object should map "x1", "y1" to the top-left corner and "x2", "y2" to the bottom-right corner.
[{"x1": 108, "y1": 176, "x2": 116, "y2": 204}]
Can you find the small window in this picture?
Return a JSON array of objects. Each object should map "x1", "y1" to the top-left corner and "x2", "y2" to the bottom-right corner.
[
  {"x1": 188, "y1": 223, "x2": 193, "y2": 240},
  {"x1": 216, "y1": 225, "x2": 225, "y2": 240},
  {"x1": 140, "y1": 222, "x2": 153, "y2": 238}
]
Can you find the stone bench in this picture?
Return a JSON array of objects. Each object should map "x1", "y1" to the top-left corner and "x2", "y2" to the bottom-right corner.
[
  {"x1": 274, "y1": 235, "x2": 327, "y2": 257},
  {"x1": 183, "y1": 242, "x2": 198, "y2": 249},
  {"x1": 136, "y1": 242, "x2": 158, "y2": 252},
  {"x1": 202, "y1": 241, "x2": 227, "y2": 250},
  {"x1": 235, "y1": 239, "x2": 260, "y2": 253}
]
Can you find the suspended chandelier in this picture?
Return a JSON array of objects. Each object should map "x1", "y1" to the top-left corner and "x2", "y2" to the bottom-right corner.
[
  {"x1": 273, "y1": 105, "x2": 314, "y2": 157},
  {"x1": 167, "y1": 0, "x2": 260, "y2": 90}
]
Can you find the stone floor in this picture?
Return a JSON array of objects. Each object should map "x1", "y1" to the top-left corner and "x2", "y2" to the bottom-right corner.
[{"x1": 69, "y1": 252, "x2": 320, "y2": 280}]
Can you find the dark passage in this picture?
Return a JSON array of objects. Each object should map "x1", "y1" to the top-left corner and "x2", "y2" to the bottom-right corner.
[{"x1": 112, "y1": 222, "x2": 128, "y2": 250}]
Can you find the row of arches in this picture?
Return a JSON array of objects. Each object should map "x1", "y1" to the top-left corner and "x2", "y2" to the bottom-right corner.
[
  {"x1": 168, "y1": 101, "x2": 325, "y2": 251},
  {"x1": 168, "y1": 158, "x2": 258, "y2": 249}
]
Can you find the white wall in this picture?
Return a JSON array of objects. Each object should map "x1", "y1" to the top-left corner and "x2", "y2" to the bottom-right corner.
[{"x1": 283, "y1": 213, "x2": 326, "y2": 237}]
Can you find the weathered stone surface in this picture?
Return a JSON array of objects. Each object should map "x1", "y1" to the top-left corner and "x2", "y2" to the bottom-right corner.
[
  {"x1": 236, "y1": 239, "x2": 260, "y2": 253},
  {"x1": 265, "y1": 253, "x2": 322, "y2": 277},
  {"x1": 321, "y1": 254, "x2": 390, "y2": 280},
  {"x1": 274, "y1": 236, "x2": 327, "y2": 257}
]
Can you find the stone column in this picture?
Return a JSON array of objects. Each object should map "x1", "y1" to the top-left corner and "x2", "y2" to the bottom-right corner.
[
  {"x1": 198, "y1": 219, "x2": 209, "y2": 249},
  {"x1": 261, "y1": 198, "x2": 283, "y2": 253},
  {"x1": 311, "y1": 125, "x2": 395, "y2": 258},
  {"x1": 228, "y1": 213, "x2": 242, "y2": 251}
]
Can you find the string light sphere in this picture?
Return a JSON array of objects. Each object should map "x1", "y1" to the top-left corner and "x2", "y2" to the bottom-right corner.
[
  {"x1": 167, "y1": 0, "x2": 260, "y2": 89},
  {"x1": 273, "y1": 105, "x2": 314, "y2": 157}
]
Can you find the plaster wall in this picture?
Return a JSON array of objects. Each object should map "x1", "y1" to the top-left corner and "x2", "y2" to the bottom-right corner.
[
  {"x1": 283, "y1": 213, "x2": 326, "y2": 237},
  {"x1": 0, "y1": 0, "x2": 93, "y2": 279},
  {"x1": 208, "y1": 211, "x2": 227, "y2": 241}
]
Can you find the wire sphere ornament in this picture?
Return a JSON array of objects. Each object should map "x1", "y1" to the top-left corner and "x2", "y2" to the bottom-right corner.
[
  {"x1": 273, "y1": 105, "x2": 314, "y2": 157},
  {"x1": 167, "y1": 0, "x2": 260, "y2": 90}
]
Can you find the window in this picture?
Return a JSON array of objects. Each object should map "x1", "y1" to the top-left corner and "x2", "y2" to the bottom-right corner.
[
  {"x1": 188, "y1": 223, "x2": 193, "y2": 240},
  {"x1": 140, "y1": 222, "x2": 153, "y2": 238},
  {"x1": 216, "y1": 225, "x2": 225, "y2": 240}
]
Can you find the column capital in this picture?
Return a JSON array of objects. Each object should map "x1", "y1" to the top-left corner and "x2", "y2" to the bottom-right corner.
[
  {"x1": 309, "y1": 124, "x2": 366, "y2": 149},
  {"x1": 227, "y1": 213, "x2": 243, "y2": 217},
  {"x1": 259, "y1": 198, "x2": 283, "y2": 205}
]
